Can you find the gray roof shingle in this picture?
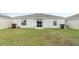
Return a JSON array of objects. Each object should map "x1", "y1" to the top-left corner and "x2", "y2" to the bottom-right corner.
[
  {"x1": 0, "y1": 13, "x2": 10, "y2": 18},
  {"x1": 67, "y1": 14, "x2": 79, "y2": 20},
  {"x1": 14, "y1": 13, "x2": 65, "y2": 19}
]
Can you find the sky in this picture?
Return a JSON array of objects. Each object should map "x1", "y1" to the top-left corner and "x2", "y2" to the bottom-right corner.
[{"x1": 0, "y1": 0, "x2": 79, "y2": 17}]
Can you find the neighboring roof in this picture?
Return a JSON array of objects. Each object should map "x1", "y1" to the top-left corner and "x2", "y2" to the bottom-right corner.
[
  {"x1": 67, "y1": 14, "x2": 79, "y2": 20},
  {"x1": 14, "y1": 13, "x2": 65, "y2": 19},
  {"x1": 0, "y1": 13, "x2": 11, "y2": 18}
]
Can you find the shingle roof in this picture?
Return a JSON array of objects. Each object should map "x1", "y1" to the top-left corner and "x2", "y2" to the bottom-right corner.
[
  {"x1": 14, "y1": 13, "x2": 65, "y2": 19},
  {"x1": 67, "y1": 14, "x2": 79, "y2": 20},
  {"x1": 0, "y1": 13, "x2": 10, "y2": 18}
]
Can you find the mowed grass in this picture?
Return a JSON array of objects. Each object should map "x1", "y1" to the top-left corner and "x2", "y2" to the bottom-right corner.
[{"x1": 0, "y1": 28, "x2": 79, "y2": 46}]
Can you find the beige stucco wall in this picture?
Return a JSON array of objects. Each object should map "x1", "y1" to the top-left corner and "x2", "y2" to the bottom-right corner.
[
  {"x1": 13, "y1": 19, "x2": 35, "y2": 28},
  {"x1": 66, "y1": 19, "x2": 79, "y2": 29},
  {"x1": 43, "y1": 19, "x2": 65, "y2": 28},
  {"x1": 13, "y1": 18, "x2": 66, "y2": 28},
  {"x1": 0, "y1": 18, "x2": 12, "y2": 29}
]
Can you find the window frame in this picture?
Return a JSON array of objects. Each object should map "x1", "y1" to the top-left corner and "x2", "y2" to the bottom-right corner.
[
  {"x1": 53, "y1": 20, "x2": 57, "y2": 26},
  {"x1": 21, "y1": 20, "x2": 27, "y2": 26},
  {"x1": 37, "y1": 21, "x2": 42, "y2": 27}
]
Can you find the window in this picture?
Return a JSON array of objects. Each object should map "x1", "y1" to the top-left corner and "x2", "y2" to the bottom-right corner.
[
  {"x1": 21, "y1": 20, "x2": 26, "y2": 25},
  {"x1": 53, "y1": 21, "x2": 57, "y2": 25},
  {"x1": 37, "y1": 21, "x2": 42, "y2": 27}
]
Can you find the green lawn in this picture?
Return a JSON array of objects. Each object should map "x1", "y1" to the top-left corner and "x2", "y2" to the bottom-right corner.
[{"x1": 0, "y1": 28, "x2": 79, "y2": 46}]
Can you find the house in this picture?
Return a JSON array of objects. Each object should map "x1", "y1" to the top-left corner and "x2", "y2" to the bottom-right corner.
[
  {"x1": 66, "y1": 14, "x2": 79, "y2": 29},
  {"x1": 0, "y1": 14, "x2": 12, "y2": 29},
  {"x1": 13, "y1": 13, "x2": 66, "y2": 29}
]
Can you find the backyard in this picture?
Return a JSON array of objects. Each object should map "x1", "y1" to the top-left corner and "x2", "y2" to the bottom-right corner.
[{"x1": 0, "y1": 28, "x2": 79, "y2": 46}]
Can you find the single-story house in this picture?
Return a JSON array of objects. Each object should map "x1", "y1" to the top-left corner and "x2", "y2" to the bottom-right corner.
[
  {"x1": 13, "y1": 13, "x2": 66, "y2": 29},
  {"x1": 66, "y1": 14, "x2": 79, "y2": 29},
  {"x1": 0, "y1": 14, "x2": 12, "y2": 29}
]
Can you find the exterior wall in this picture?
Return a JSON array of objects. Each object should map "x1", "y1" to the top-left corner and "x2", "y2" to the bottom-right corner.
[
  {"x1": 43, "y1": 19, "x2": 65, "y2": 28},
  {"x1": 66, "y1": 19, "x2": 79, "y2": 29},
  {"x1": 13, "y1": 19, "x2": 35, "y2": 28},
  {"x1": 0, "y1": 19, "x2": 12, "y2": 29},
  {"x1": 13, "y1": 19, "x2": 65, "y2": 28}
]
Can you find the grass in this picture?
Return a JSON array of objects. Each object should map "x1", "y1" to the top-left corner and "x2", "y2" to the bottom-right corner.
[{"x1": 0, "y1": 28, "x2": 79, "y2": 46}]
